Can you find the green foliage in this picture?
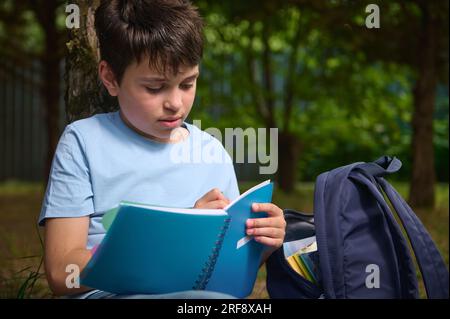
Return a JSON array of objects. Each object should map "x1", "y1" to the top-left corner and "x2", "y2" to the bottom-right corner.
[
  {"x1": 295, "y1": 62, "x2": 416, "y2": 181},
  {"x1": 192, "y1": 1, "x2": 448, "y2": 182},
  {"x1": 1, "y1": 0, "x2": 447, "y2": 183},
  {"x1": 0, "y1": 1, "x2": 44, "y2": 57}
]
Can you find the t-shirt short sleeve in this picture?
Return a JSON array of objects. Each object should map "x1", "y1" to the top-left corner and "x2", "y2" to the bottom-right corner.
[{"x1": 38, "y1": 125, "x2": 94, "y2": 226}]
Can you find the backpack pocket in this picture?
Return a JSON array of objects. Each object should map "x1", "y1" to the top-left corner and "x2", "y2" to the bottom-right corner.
[
  {"x1": 266, "y1": 210, "x2": 323, "y2": 299},
  {"x1": 266, "y1": 243, "x2": 323, "y2": 298}
]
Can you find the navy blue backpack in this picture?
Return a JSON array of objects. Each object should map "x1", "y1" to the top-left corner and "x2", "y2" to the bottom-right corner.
[{"x1": 266, "y1": 156, "x2": 449, "y2": 299}]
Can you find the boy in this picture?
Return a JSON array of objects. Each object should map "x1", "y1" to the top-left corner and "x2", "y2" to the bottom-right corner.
[{"x1": 38, "y1": 0, "x2": 286, "y2": 298}]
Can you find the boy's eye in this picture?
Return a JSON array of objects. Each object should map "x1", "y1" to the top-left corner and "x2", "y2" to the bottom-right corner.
[
  {"x1": 180, "y1": 83, "x2": 194, "y2": 90},
  {"x1": 145, "y1": 86, "x2": 164, "y2": 94},
  {"x1": 145, "y1": 82, "x2": 194, "y2": 94}
]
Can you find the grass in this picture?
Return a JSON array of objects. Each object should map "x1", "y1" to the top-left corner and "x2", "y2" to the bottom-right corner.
[
  {"x1": 0, "y1": 182, "x2": 50, "y2": 298},
  {"x1": 0, "y1": 180, "x2": 448, "y2": 299}
]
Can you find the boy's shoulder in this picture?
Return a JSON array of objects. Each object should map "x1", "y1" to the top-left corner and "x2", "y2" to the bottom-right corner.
[
  {"x1": 61, "y1": 112, "x2": 116, "y2": 143},
  {"x1": 68, "y1": 112, "x2": 115, "y2": 133},
  {"x1": 59, "y1": 112, "x2": 117, "y2": 149}
]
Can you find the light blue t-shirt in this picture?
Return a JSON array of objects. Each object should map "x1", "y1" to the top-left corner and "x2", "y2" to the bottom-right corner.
[{"x1": 38, "y1": 111, "x2": 240, "y2": 249}]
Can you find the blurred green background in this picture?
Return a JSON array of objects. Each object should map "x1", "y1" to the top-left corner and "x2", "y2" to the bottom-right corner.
[{"x1": 0, "y1": 0, "x2": 448, "y2": 298}]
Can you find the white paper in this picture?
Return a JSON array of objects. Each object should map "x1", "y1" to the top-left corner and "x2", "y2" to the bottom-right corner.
[{"x1": 283, "y1": 236, "x2": 316, "y2": 258}]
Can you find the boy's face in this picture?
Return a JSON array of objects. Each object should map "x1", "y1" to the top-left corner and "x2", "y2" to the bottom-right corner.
[{"x1": 100, "y1": 58, "x2": 199, "y2": 143}]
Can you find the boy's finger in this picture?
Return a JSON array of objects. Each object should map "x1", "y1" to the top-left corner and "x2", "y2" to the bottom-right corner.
[
  {"x1": 201, "y1": 199, "x2": 229, "y2": 210},
  {"x1": 246, "y1": 226, "x2": 285, "y2": 238},
  {"x1": 251, "y1": 203, "x2": 283, "y2": 216},
  {"x1": 204, "y1": 188, "x2": 228, "y2": 202},
  {"x1": 246, "y1": 216, "x2": 285, "y2": 229}
]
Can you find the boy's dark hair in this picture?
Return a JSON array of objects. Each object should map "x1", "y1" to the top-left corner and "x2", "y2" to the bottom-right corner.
[{"x1": 94, "y1": 0, "x2": 204, "y2": 84}]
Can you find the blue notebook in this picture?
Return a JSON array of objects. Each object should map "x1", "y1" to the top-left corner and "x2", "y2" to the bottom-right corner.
[{"x1": 80, "y1": 180, "x2": 274, "y2": 298}]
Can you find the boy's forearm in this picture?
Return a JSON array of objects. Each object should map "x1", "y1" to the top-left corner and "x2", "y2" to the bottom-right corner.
[{"x1": 46, "y1": 248, "x2": 93, "y2": 296}]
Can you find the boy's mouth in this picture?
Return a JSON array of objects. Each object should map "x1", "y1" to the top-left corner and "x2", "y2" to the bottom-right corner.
[{"x1": 158, "y1": 117, "x2": 182, "y2": 128}]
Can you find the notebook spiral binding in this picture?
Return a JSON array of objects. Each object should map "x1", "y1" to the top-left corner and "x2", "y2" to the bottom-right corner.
[{"x1": 193, "y1": 217, "x2": 232, "y2": 290}]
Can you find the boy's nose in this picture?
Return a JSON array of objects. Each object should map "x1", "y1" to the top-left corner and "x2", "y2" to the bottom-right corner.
[{"x1": 164, "y1": 90, "x2": 183, "y2": 111}]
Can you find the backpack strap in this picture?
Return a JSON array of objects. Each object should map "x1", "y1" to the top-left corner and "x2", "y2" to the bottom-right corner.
[
  {"x1": 350, "y1": 173, "x2": 419, "y2": 298},
  {"x1": 378, "y1": 178, "x2": 449, "y2": 299},
  {"x1": 355, "y1": 156, "x2": 449, "y2": 299},
  {"x1": 357, "y1": 155, "x2": 402, "y2": 177}
]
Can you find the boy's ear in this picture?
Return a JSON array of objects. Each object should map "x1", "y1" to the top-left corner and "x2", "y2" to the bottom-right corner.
[{"x1": 98, "y1": 61, "x2": 119, "y2": 96}]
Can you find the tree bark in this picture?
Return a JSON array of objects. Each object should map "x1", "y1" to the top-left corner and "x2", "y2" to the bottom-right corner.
[
  {"x1": 65, "y1": 0, "x2": 117, "y2": 123},
  {"x1": 409, "y1": 3, "x2": 438, "y2": 208},
  {"x1": 278, "y1": 131, "x2": 300, "y2": 193},
  {"x1": 35, "y1": 0, "x2": 64, "y2": 186}
]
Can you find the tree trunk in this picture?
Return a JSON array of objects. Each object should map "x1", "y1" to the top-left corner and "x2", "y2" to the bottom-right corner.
[
  {"x1": 65, "y1": 0, "x2": 117, "y2": 123},
  {"x1": 278, "y1": 131, "x2": 300, "y2": 193},
  {"x1": 41, "y1": 0, "x2": 62, "y2": 186},
  {"x1": 409, "y1": 5, "x2": 438, "y2": 208}
]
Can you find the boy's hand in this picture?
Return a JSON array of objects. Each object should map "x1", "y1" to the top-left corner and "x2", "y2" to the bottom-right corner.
[
  {"x1": 246, "y1": 203, "x2": 286, "y2": 249},
  {"x1": 194, "y1": 188, "x2": 230, "y2": 209}
]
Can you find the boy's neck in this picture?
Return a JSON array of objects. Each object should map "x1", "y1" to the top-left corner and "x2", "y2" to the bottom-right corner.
[{"x1": 119, "y1": 110, "x2": 188, "y2": 144}]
